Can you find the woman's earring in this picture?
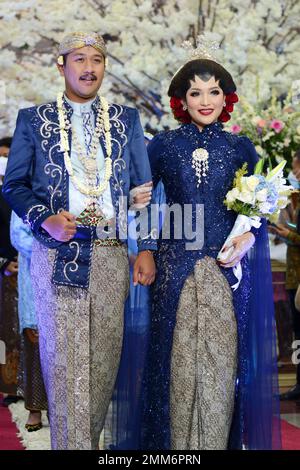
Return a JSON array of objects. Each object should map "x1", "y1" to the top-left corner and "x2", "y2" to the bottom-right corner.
[{"x1": 182, "y1": 104, "x2": 187, "y2": 111}]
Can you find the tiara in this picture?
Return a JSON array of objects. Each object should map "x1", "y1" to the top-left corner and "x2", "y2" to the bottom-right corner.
[
  {"x1": 181, "y1": 34, "x2": 220, "y2": 64},
  {"x1": 170, "y1": 34, "x2": 221, "y2": 82}
]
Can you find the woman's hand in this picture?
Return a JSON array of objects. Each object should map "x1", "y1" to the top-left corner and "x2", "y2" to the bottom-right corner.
[
  {"x1": 129, "y1": 181, "x2": 153, "y2": 209},
  {"x1": 133, "y1": 251, "x2": 156, "y2": 286},
  {"x1": 218, "y1": 232, "x2": 255, "y2": 268}
]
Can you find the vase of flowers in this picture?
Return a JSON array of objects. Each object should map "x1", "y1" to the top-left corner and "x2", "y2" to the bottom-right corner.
[{"x1": 225, "y1": 90, "x2": 300, "y2": 172}]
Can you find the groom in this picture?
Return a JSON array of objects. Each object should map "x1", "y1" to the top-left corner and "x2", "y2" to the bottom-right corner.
[{"x1": 3, "y1": 32, "x2": 156, "y2": 449}]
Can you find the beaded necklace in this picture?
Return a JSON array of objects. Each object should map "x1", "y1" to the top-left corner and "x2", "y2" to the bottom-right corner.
[{"x1": 57, "y1": 92, "x2": 112, "y2": 198}]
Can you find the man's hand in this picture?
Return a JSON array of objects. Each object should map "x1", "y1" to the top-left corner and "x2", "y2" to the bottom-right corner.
[
  {"x1": 133, "y1": 251, "x2": 156, "y2": 286},
  {"x1": 218, "y1": 232, "x2": 255, "y2": 268},
  {"x1": 41, "y1": 211, "x2": 77, "y2": 242},
  {"x1": 4, "y1": 260, "x2": 18, "y2": 276}
]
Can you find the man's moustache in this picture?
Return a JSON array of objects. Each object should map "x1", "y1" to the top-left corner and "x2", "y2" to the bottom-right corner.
[{"x1": 80, "y1": 75, "x2": 97, "y2": 80}]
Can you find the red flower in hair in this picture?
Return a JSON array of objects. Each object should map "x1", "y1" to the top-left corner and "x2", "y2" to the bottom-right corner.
[
  {"x1": 170, "y1": 97, "x2": 191, "y2": 124},
  {"x1": 218, "y1": 92, "x2": 239, "y2": 123},
  {"x1": 225, "y1": 92, "x2": 239, "y2": 105},
  {"x1": 218, "y1": 108, "x2": 231, "y2": 123}
]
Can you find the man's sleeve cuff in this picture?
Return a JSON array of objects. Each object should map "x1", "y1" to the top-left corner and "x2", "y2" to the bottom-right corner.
[
  {"x1": 23, "y1": 205, "x2": 54, "y2": 233},
  {"x1": 137, "y1": 239, "x2": 158, "y2": 252}
]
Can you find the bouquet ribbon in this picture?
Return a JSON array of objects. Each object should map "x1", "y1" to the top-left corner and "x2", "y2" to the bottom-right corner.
[{"x1": 217, "y1": 214, "x2": 261, "y2": 291}]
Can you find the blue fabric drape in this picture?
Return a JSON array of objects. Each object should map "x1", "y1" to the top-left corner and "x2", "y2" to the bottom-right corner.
[{"x1": 105, "y1": 182, "x2": 165, "y2": 449}]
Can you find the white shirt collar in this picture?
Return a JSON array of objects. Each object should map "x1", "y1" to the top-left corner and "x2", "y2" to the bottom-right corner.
[{"x1": 64, "y1": 94, "x2": 96, "y2": 116}]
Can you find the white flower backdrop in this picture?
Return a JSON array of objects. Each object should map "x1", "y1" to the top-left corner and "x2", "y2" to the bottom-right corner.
[{"x1": 0, "y1": 0, "x2": 299, "y2": 136}]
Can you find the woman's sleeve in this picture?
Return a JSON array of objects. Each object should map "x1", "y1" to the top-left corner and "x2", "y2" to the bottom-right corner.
[
  {"x1": 238, "y1": 135, "x2": 259, "y2": 173},
  {"x1": 146, "y1": 134, "x2": 163, "y2": 189}
]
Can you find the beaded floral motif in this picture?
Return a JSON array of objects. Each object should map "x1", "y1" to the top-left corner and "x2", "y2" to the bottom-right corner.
[{"x1": 191, "y1": 148, "x2": 209, "y2": 186}]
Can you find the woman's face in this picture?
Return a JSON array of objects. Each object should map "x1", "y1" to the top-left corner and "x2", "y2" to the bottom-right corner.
[{"x1": 182, "y1": 75, "x2": 225, "y2": 130}]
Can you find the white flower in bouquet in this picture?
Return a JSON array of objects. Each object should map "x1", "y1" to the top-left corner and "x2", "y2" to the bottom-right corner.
[
  {"x1": 245, "y1": 175, "x2": 260, "y2": 192},
  {"x1": 258, "y1": 202, "x2": 272, "y2": 214},
  {"x1": 277, "y1": 197, "x2": 290, "y2": 209},
  {"x1": 237, "y1": 188, "x2": 255, "y2": 205},
  {"x1": 256, "y1": 188, "x2": 268, "y2": 202},
  {"x1": 226, "y1": 187, "x2": 240, "y2": 204}
]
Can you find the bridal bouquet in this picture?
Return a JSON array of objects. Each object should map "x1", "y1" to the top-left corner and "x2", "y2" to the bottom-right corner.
[{"x1": 217, "y1": 159, "x2": 293, "y2": 290}]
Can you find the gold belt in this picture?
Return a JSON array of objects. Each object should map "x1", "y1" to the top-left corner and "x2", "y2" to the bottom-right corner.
[
  {"x1": 75, "y1": 206, "x2": 122, "y2": 248},
  {"x1": 94, "y1": 238, "x2": 122, "y2": 247}
]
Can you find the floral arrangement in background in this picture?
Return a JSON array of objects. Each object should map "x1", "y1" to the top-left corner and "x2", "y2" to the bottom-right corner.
[
  {"x1": 225, "y1": 89, "x2": 300, "y2": 172},
  {"x1": 0, "y1": 0, "x2": 300, "y2": 136}
]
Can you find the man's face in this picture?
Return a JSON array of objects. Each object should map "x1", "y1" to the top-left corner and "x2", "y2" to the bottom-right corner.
[{"x1": 57, "y1": 46, "x2": 105, "y2": 103}]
